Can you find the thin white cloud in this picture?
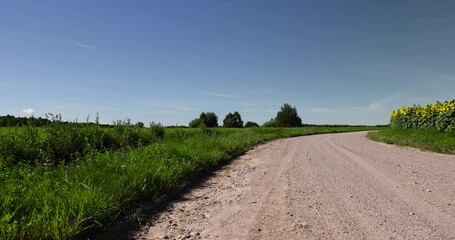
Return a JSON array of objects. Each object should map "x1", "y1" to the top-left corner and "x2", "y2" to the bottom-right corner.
[
  {"x1": 366, "y1": 92, "x2": 406, "y2": 110},
  {"x1": 178, "y1": 107, "x2": 194, "y2": 111},
  {"x1": 65, "y1": 40, "x2": 98, "y2": 52},
  {"x1": 410, "y1": 97, "x2": 438, "y2": 104},
  {"x1": 309, "y1": 107, "x2": 338, "y2": 113},
  {"x1": 244, "y1": 108, "x2": 259, "y2": 113},
  {"x1": 418, "y1": 71, "x2": 455, "y2": 98},
  {"x1": 420, "y1": 71, "x2": 455, "y2": 84},
  {"x1": 244, "y1": 108, "x2": 283, "y2": 113},
  {"x1": 241, "y1": 103, "x2": 260, "y2": 107},
  {"x1": 53, "y1": 106, "x2": 67, "y2": 110},
  {"x1": 207, "y1": 92, "x2": 240, "y2": 98},
  {"x1": 341, "y1": 92, "x2": 407, "y2": 113},
  {"x1": 155, "y1": 110, "x2": 177, "y2": 115},
  {"x1": 264, "y1": 108, "x2": 277, "y2": 113},
  {"x1": 22, "y1": 108, "x2": 36, "y2": 115}
]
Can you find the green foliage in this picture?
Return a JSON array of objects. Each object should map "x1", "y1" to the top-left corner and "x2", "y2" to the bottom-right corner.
[
  {"x1": 262, "y1": 118, "x2": 279, "y2": 127},
  {"x1": 189, "y1": 112, "x2": 219, "y2": 128},
  {"x1": 223, "y1": 112, "x2": 243, "y2": 128},
  {"x1": 150, "y1": 122, "x2": 165, "y2": 139},
  {"x1": 368, "y1": 128, "x2": 455, "y2": 154},
  {"x1": 390, "y1": 100, "x2": 455, "y2": 132},
  {"x1": 188, "y1": 118, "x2": 203, "y2": 128},
  {"x1": 275, "y1": 103, "x2": 303, "y2": 127},
  {"x1": 199, "y1": 112, "x2": 218, "y2": 128},
  {"x1": 0, "y1": 115, "x2": 51, "y2": 127},
  {"x1": 0, "y1": 123, "x2": 156, "y2": 166},
  {"x1": 135, "y1": 122, "x2": 145, "y2": 128},
  {"x1": 262, "y1": 104, "x2": 303, "y2": 127},
  {"x1": 244, "y1": 121, "x2": 259, "y2": 128},
  {"x1": 0, "y1": 126, "x2": 380, "y2": 239},
  {"x1": 199, "y1": 124, "x2": 212, "y2": 135},
  {"x1": 436, "y1": 109, "x2": 455, "y2": 132}
]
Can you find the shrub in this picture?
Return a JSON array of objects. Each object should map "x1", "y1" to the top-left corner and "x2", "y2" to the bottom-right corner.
[
  {"x1": 244, "y1": 121, "x2": 259, "y2": 128},
  {"x1": 150, "y1": 122, "x2": 165, "y2": 139},
  {"x1": 188, "y1": 118, "x2": 203, "y2": 128},
  {"x1": 135, "y1": 122, "x2": 145, "y2": 128},
  {"x1": 262, "y1": 119, "x2": 279, "y2": 127}
]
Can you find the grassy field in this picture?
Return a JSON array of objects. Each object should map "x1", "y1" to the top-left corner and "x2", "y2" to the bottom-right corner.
[
  {"x1": 1, "y1": 126, "x2": 380, "y2": 239},
  {"x1": 367, "y1": 128, "x2": 455, "y2": 154}
]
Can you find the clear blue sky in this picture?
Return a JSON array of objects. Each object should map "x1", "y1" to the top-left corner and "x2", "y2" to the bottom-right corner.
[{"x1": 1, "y1": 1, "x2": 454, "y2": 126}]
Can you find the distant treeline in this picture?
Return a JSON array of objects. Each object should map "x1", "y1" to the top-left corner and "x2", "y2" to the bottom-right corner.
[
  {"x1": 0, "y1": 114, "x2": 387, "y2": 128},
  {"x1": 0, "y1": 115, "x2": 51, "y2": 127},
  {"x1": 0, "y1": 115, "x2": 113, "y2": 127}
]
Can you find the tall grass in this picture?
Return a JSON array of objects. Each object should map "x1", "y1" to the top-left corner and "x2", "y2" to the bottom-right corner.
[
  {"x1": 368, "y1": 128, "x2": 455, "y2": 154},
  {"x1": 1, "y1": 126, "x2": 379, "y2": 239},
  {"x1": 0, "y1": 123, "x2": 158, "y2": 166}
]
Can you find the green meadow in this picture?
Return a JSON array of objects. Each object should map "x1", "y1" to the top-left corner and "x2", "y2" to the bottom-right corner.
[
  {"x1": 0, "y1": 124, "x2": 379, "y2": 239},
  {"x1": 367, "y1": 128, "x2": 455, "y2": 154}
]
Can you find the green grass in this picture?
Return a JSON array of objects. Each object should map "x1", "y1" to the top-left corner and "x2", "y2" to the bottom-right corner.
[
  {"x1": 367, "y1": 128, "x2": 455, "y2": 154},
  {"x1": 0, "y1": 126, "x2": 380, "y2": 239},
  {"x1": 0, "y1": 123, "x2": 161, "y2": 166}
]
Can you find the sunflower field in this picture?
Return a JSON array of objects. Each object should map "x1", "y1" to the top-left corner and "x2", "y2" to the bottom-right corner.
[{"x1": 390, "y1": 100, "x2": 455, "y2": 132}]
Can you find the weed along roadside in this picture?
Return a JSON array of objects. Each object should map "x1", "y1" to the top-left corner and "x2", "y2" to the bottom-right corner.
[
  {"x1": 368, "y1": 128, "x2": 455, "y2": 154},
  {"x1": 368, "y1": 99, "x2": 455, "y2": 154},
  {"x1": 0, "y1": 126, "x2": 380, "y2": 239}
]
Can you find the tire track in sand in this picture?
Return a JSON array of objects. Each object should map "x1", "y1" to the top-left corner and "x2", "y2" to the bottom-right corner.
[{"x1": 135, "y1": 132, "x2": 455, "y2": 240}]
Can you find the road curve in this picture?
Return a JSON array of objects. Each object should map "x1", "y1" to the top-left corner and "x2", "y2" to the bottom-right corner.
[{"x1": 135, "y1": 132, "x2": 455, "y2": 240}]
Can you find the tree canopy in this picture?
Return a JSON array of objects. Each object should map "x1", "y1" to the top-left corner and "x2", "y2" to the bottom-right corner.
[
  {"x1": 200, "y1": 112, "x2": 218, "y2": 127},
  {"x1": 275, "y1": 103, "x2": 303, "y2": 127},
  {"x1": 0, "y1": 115, "x2": 51, "y2": 127},
  {"x1": 262, "y1": 104, "x2": 303, "y2": 127},
  {"x1": 188, "y1": 118, "x2": 203, "y2": 128},
  {"x1": 244, "y1": 121, "x2": 259, "y2": 128},
  {"x1": 223, "y1": 112, "x2": 243, "y2": 128},
  {"x1": 189, "y1": 112, "x2": 219, "y2": 128}
]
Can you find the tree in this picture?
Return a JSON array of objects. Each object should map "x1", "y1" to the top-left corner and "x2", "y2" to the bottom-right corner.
[
  {"x1": 0, "y1": 115, "x2": 51, "y2": 127},
  {"x1": 189, "y1": 112, "x2": 219, "y2": 128},
  {"x1": 262, "y1": 118, "x2": 279, "y2": 127},
  {"x1": 189, "y1": 118, "x2": 203, "y2": 128},
  {"x1": 223, "y1": 111, "x2": 243, "y2": 128},
  {"x1": 274, "y1": 103, "x2": 303, "y2": 127},
  {"x1": 135, "y1": 122, "x2": 145, "y2": 128},
  {"x1": 200, "y1": 112, "x2": 218, "y2": 127},
  {"x1": 244, "y1": 121, "x2": 259, "y2": 128}
]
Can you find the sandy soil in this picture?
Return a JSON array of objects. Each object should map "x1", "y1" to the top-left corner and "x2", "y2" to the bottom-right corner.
[{"x1": 134, "y1": 132, "x2": 455, "y2": 240}]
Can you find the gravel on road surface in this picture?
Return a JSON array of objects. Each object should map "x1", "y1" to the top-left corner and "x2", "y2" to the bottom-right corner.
[{"x1": 135, "y1": 132, "x2": 455, "y2": 240}]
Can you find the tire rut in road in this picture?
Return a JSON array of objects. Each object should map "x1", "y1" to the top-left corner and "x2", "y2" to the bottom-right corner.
[{"x1": 135, "y1": 132, "x2": 455, "y2": 240}]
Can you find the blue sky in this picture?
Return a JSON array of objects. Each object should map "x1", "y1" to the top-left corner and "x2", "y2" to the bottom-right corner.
[{"x1": 1, "y1": 1, "x2": 454, "y2": 126}]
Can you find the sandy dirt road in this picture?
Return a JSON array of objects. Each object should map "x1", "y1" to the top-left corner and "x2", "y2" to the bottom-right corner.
[{"x1": 135, "y1": 132, "x2": 455, "y2": 240}]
